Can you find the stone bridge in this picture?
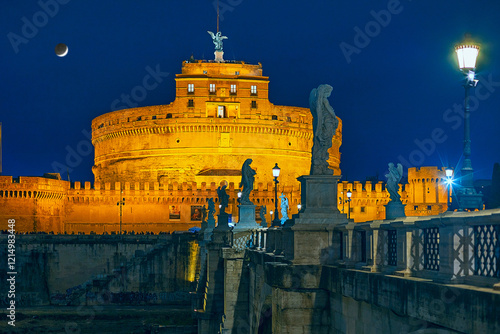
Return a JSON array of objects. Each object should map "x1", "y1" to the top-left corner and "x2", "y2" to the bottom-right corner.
[{"x1": 194, "y1": 176, "x2": 500, "y2": 333}]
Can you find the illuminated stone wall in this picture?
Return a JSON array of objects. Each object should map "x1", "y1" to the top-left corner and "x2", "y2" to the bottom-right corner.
[
  {"x1": 406, "y1": 166, "x2": 448, "y2": 215},
  {"x1": 63, "y1": 180, "x2": 301, "y2": 234},
  {"x1": 0, "y1": 176, "x2": 67, "y2": 233},
  {"x1": 0, "y1": 176, "x2": 302, "y2": 233},
  {"x1": 337, "y1": 167, "x2": 448, "y2": 222},
  {"x1": 0, "y1": 167, "x2": 448, "y2": 232}
]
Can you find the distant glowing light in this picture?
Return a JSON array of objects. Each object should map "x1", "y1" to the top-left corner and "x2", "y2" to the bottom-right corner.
[
  {"x1": 272, "y1": 163, "x2": 280, "y2": 178},
  {"x1": 468, "y1": 71, "x2": 475, "y2": 82}
]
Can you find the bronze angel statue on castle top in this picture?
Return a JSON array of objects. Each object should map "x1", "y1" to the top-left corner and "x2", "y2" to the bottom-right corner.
[{"x1": 207, "y1": 31, "x2": 228, "y2": 51}]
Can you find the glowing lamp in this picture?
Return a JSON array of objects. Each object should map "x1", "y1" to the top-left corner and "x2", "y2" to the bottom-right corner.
[
  {"x1": 455, "y1": 42, "x2": 479, "y2": 71},
  {"x1": 297, "y1": 204, "x2": 302, "y2": 210},
  {"x1": 270, "y1": 210, "x2": 273, "y2": 215},
  {"x1": 272, "y1": 163, "x2": 280, "y2": 178},
  {"x1": 271, "y1": 163, "x2": 281, "y2": 227},
  {"x1": 237, "y1": 191, "x2": 242, "y2": 198},
  {"x1": 467, "y1": 71, "x2": 475, "y2": 82},
  {"x1": 346, "y1": 190, "x2": 352, "y2": 219},
  {"x1": 445, "y1": 168, "x2": 453, "y2": 178}
]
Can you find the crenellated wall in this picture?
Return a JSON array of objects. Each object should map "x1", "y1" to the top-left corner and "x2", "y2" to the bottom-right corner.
[
  {"x1": 0, "y1": 176, "x2": 68, "y2": 233},
  {"x1": 337, "y1": 167, "x2": 449, "y2": 222},
  {"x1": 406, "y1": 166, "x2": 448, "y2": 215},
  {"x1": 0, "y1": 166, "x2": 450, "y2": 232},
  {"x1": 0, "y1": 176, "x2": 302, "y2": 233}
]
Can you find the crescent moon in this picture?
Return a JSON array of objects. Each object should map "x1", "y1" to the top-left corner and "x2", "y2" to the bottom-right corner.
[{"x1": 55, "y1": 43, "x2": 68, "y2": 57}]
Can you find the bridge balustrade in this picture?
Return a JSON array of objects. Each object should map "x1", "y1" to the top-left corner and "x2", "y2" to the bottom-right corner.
[{"x1": 243, "y1": 210, "x2": 500, "y2": 288}]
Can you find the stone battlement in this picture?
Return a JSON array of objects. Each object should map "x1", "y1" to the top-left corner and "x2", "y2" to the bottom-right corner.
[
  {"x1": 180, "y1": 60, "x2": 263, "y2": 77},
  {"x1": 0, "y1": 175, "x2": 69, "y2": 200}
]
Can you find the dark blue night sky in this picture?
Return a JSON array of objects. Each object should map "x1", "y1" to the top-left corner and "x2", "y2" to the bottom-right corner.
[{"x1": 2, "y1": 0, "x2": 500, "y2": 183}]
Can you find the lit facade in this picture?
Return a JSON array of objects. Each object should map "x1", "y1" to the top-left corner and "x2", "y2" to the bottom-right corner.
[
  {"x1": 0, "y1": 59, "x2": 449, "y2": 233},
  {"x1": 92, "y1": 60, "x2": 341, "y2": 188}
]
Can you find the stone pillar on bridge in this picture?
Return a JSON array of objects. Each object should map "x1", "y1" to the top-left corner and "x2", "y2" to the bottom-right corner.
[{"x1": 284, "y1": 175, "x2": 349, "y2": 265}]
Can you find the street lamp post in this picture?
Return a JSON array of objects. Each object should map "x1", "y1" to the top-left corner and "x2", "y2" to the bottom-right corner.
[
  {"x1": 445, "y1": 168, "x2": 453, "y2": 211},
  {"x1": 454, "y1": 35, "x2": 483, "y2": 210},
  {"x1": 341, "y1": 187, "x2": 346, "y2": 214},
  {"x1": 117, "y1": 193, "x2": 125, "y2": 234},
  {"x1": 346, "y1": 190, "x2": 352, "y2": 219},
  {"x1": 271, "y1": 163, "x2": 281, "y2": 227}
]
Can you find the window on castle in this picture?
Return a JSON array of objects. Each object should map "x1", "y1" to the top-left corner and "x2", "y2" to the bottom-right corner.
[
  {"x1": 188, "y1": 99, "x2": 194, "y2": 108},
  {"x1": 272, "y1": 115, "x2": 278, "y2": 120},
  {"x1": 251, "y1": 101, "x2": 257, "y2": 109},
  {"x1": 251, "y1": 85, "x2": 257, "y2": 95},
  {"x1": 427, "y1": 205, "x2": 432, "y2": 210},
  {"x1": 217, "y1": 105, "x2": 226, "y2": 118},
  {"x1": 287, "y1": 116, "x2": 292, "y2": 122},
  {"x1": 137, "y1": 116, "x2": 142, "y2": 121},
  {"x1": 188, "y1": 84, "x2": 194, "y2": 93},
  {"x1": 152, "y1": 115, "x2": 157, "y2": 120},
  {"x1": 414, "y1": 205, "x2": 418, "y2": 210},
  {"x1": 230, "y1": 84, "x2": 237, "y2": 94},
  {"x1": 360, "y1": 207, "x2": 366, "y2": 213},
  {"x1": 166, "y1": 113, "x2": 172, "y2": 118},
  {"x1": 210, "y1": 84, "x2": 216, "y2": 94},
  {"x1": 235, "y1": 71, "x2": 239, "y2": 75}
]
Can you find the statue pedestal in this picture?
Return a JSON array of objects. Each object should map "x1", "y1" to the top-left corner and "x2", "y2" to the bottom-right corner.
[
  {"x1": 215, "y1": 213, "x2": 231, "y2": 232},
  {"x1": 214, "y1": 51, "x2": 224, "y2": 62},
  {"x1": 203, "y1": 217, "x2": 216, "y2": 241},
  {"x1": 385, "y1": 201, "x2": 406, "y2": 220},
  {"x1": 233, "y1": 205, "x2": 259, "y2": 232},
  {"x1": 285, "y1": 175, "x2": 348, "y2": 265},
  {"x1": 457, "y1": 191, "x2": 483, "y2": 211},
  {"x1": 296, "y1": 175, "x2": 342, "y2": 219}
]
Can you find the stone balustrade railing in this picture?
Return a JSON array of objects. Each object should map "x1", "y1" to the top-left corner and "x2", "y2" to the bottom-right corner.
[{"x1": 245, "y1": 209, "x2": 500, "y2": 288}]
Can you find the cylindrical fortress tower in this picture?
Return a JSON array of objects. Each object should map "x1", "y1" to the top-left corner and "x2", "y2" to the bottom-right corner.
[{"x1": 91, "y1": 60, "x2": 342, "y2": 189}]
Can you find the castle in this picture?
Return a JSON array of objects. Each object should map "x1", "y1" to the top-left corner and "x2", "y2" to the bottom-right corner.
[{"x1": 0, "y1": 53, "x2": 448, "y2": 233}]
